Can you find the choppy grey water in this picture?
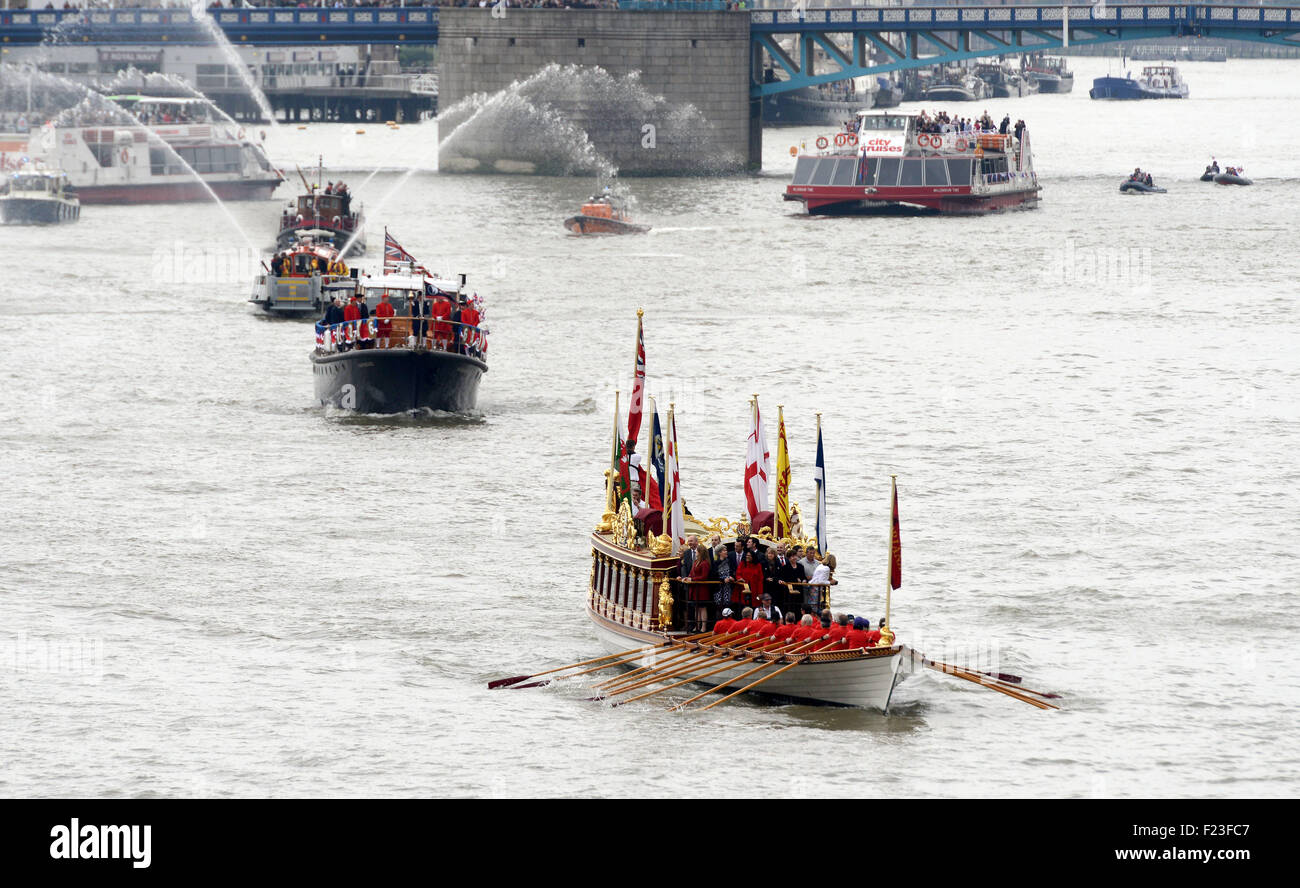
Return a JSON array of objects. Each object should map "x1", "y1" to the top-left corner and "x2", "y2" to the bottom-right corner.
[{"x1": 2, "y1": 57, "x2": 1298, "y2": 798}]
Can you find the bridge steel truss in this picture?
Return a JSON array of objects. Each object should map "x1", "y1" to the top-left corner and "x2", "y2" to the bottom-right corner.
[{"x1": 750, "y1": 4, "x2": 1300, "y2": 97}]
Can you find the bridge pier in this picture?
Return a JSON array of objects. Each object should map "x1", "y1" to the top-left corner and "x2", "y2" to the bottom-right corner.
[{"x1": 437, "y1": 8, "x2": 758, "y2": 175}]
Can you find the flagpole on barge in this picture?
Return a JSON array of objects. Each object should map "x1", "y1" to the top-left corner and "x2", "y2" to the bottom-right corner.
[{"x1": 885, "y1": 474, "x2": 899, "y2": 635}]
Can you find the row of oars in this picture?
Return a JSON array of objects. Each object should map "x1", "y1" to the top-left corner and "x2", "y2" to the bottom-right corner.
[
  {"x1": 489, "y1": 632, "x2": 816, "y2": 711},
  {"x1": 918, "y1": 655, "x2": 1062, "y2": 710}
]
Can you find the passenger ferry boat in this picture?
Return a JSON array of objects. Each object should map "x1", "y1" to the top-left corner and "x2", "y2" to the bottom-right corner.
[
  {"x1": 585, "y1": 316, "x2": 909, "y2": 710},
  {"x1": 248, "y1": 237, "x2": 350, "y2": 318},
  {"x1": 1, "y1": 166, "x2": 80, "y2": 224},
  {"x1": 784, "y1": 111, "x2": 1040, "y2": 215},
  {"x1": 1090, "y1": 66, "x2": 1189, "y2": 100},
  {"x1": 923, "y1": 71, "x2": 990, "y2": 102},
  {"x1": 31, "y1": 94, "x2": 281, "y2": 204},
  {"x1": 563, "y1": 193, "x2": 650, "y2": 235},
  {"x1": 277, "y1": 185, "x2": 365, "y2": 256},
  {"x1": 310, "y1": 255, "x2": 488, "y2": 415}
]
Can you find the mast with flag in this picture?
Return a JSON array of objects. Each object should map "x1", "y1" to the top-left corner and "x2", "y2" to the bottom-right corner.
[
  {"x1": 814, "y1": 413, "x2": 827, "y2": 555},
  {"x1": 885, "y1": 474, "x2": 901, "y2": 634},
  {"x1": 623, "y1": 309, "x2": 647, "y2": 507},
  {"x1": 744, "y1": 395, "x2": 770, "y2": 526},
  {"x1": 647, "y1": 395, "x2": 665, "y2": 512},
  {"x1": 776, "y1": 405, "x2": 791, "y2": 538},
  {"x1": 667, "y1": 403, "x2": 684, "y2": 555}
]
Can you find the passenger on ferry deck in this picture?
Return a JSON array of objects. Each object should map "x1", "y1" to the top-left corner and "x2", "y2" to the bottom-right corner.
[
  {"x1": 774, "y1": 612, "x2": 798, "y2": 643},
  {"x1": 713, "y1": 607, "x2": 736, "y2": 636},
  {"x1": 374, "y1": 292, "x2": 395, "y2": 348},
  {"x1": 735, "y1": 549, "x2": 765, "y2": 611},
  {"x1": 459, "y1": 297, "x2": 482, "y2": 358},
  {"x1": 321, "y1": 295, "x2": 345, "y2": 342},
  {"x1": 845, "y1": 617, "x2": 871, "y2": 649}
]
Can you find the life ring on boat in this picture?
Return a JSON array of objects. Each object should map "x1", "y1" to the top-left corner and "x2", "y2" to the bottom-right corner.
[
  {"x1": 119, "y1": 147, "x2": 129, "y2": 164},
  {"x1": 918, "y1": 134, "x2": 934, "y2": 149},
  {"x1": 845, "y1": 133, "x2": 857, "y2": 146},
  {"x1": 834, "y1": 133, "x2": 847, "y2": 146},
  {"x1": 816, "y1": 136, "x2": 829, "y2": 149},
  {"x1": 956, "y1": 138, "x2": 968, "y2": 151}
]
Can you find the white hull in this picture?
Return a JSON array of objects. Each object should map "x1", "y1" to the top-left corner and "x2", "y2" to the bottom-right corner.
[{"x1": 587, "y1": 606, "x2": 908, "y2": 710}]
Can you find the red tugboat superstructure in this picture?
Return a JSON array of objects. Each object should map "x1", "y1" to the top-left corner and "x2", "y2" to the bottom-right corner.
[{"x1": 784, "y1": 111, "x2": 1040, "y2": 215}]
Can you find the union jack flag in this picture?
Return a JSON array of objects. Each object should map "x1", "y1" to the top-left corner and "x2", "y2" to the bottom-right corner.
[{"x1": 384, "y1": 229, "x2": 417, "y2": 267}]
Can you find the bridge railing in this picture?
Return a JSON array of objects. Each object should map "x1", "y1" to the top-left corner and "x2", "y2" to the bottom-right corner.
[{"x1": 750, "y1": 4, "x2": 1300, "y2": 28}]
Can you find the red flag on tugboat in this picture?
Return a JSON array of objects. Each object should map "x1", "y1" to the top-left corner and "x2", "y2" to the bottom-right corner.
[{"x1": 889, "y1": 476, "x2": 902, "y2": 591}]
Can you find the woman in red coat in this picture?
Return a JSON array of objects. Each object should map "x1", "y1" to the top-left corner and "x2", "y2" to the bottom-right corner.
[
  {"x1": 735, "y1": 550, "x2": 764, "y2": 610},
  {"x1": 687, "y1": 548, "x2": 713, "y2": 630}
]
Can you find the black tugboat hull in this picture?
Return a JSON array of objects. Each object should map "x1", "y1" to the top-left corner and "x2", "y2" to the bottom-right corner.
[
  {"x1": 1213, "y1": 174, "x2": 1253, "y2": 186},
  {"x1": 1119, "y1": 181, "x2": 1167, "y2": 194},
  {"x1": 0, "y1": 197, "x2": 80, "y2": 224},
  {"x1": 311, "y1": 347, "x2": 486, "y2": 414}
]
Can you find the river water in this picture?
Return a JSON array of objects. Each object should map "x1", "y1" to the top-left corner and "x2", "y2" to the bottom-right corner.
[{"x1": 2, "y1": 56, "x2": 1297, "y2": 798}]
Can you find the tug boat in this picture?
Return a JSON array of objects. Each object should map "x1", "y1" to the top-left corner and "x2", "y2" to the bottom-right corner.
[
  {"x1": 310, "y1": 234, "x2": 487, "y2": 414},
  {"x1": 1090, "y1": 65, "x2": 1189, "y2": 100},
  {"x1": 1, "y1": 166, "x2": 80, "y2": 224},
  {"x1": 30, "y1": 93, "x2": 281, "y2": 204},
  {"x1": 563, "y1": 193, "x2": 650, "y2": 235},
  {"x1": 248, "y1": 237, "x2": 350, "y2": 318},
  {"x1": 1022, "y1": 55, "x2": 1074, "y2": 94},
  {"x1": 584, "y1": 316, "x2": 909, "y2": 710},
  {"x1": 784, "y1": 111, "x2": 1040, "y2": 215},
  {"x1": 276, "y1": 185, "x2": 365, "y2": 256}
]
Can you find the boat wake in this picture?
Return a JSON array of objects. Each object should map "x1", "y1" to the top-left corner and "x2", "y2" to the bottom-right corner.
[{"x1": 437, "y1": 63, "x2": 738, "y2": 177}]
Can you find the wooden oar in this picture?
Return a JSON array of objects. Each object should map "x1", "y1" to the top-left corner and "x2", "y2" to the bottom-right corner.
[
  {"x1": 694, "y1": 655, "x2": 812, "y2": 712},
  {"x1": 667, "y1": 640, "x2": 817, "y2": 712},
  {"x1": 922, "y1": 660, "x2": 1058, "y2": 710},
  {"x1": 488, "y1": 632, "x2": 712, "y2": 688},
  {"x1": 598, "y1": 644, "x2": 758, "y2": 698},
  {"x1": 594, "y1": 646, "x2": 724, "y2": 693},
  {"x1": 593, "y1": 631, "x2": 748, "y2": 690},
  {"x1": 921, "y1": 656, "x2": 1061, "y2": 701},
  {"x1": 613, "y1": 639, "x2": 804, "y2": 707}
]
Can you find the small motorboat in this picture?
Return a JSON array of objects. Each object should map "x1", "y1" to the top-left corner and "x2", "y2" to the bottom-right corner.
[
  {"x1": 564, "y1": 193, "x2": 649, "y2": 235},
  {"x1": 1119, "y1": 179, "x2": 1166, "y2": 194},
  {"x1": 1, "y1": 165, "x2": 80, "y2": 224},
  {"x1": 1213, "y1": 167, "x2": 1252, "y2": 186}
]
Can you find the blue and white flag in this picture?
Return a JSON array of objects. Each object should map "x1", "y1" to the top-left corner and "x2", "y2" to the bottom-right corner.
[{"x1": 814, "y1": 424, "x2": 827, "y2": 555}]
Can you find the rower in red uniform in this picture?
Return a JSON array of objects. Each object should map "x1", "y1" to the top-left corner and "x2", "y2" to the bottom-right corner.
[
  {"x1": 712, "y1": 608, "x2": 736, "y2": 636},
  {"x1": 374, "y1": 292, "x2": 396, "y2": 348},
  {"x1": 773, "y1": 612, "x2": 797, "y2": 643},
  {"x1": 728, "y1": 606, "x2": 755, "y2": 638},
  {"x1": 845, "y1": 617, "x2": 871, "y2": 649}
]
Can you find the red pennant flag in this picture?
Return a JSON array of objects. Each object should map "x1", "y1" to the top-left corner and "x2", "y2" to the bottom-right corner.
[{"x1": 889, "y1": 478, "x2": 902, "y2": 591}]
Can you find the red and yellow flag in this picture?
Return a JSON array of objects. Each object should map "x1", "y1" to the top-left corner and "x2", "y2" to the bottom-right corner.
[{"x1": 775, "y1": 407, "x2": 790, "y2": 538}]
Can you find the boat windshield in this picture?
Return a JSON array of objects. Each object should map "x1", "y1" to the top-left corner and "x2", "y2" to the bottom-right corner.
[
  {"x1": 11, "y1": 175, "x2": 52, "y2": 191},
  {"x1": 858, "y1": 115, "x2": 909, "y2": 131}
]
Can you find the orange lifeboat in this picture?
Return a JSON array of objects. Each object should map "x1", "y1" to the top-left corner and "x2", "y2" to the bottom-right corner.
[{"x1": 563, "y1": 195, "x2": 650, "y2": 235}]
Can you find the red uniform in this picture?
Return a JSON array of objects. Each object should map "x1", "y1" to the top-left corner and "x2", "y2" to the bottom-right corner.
[
  {"x1": 459, "y1": 305, "x2": 481, "y2": 352},
  {"x1": 828, "y1": 624, "x2": 848, "y2": 644},
  {"x1": 431, "y1": 297, "x2": 452, "y2": 343},
  {"x1": 713, "y1": 618, "x2": 735, "y2": 635},
  {"x1": 374, "y1": 299, "x2": 395, "y2": 337},
  {"x1": 753, "y1": 620, "x2": 778, "y2": 639},
  {"x1": 343, "y1": 302, "x2": 360, "y2": 323},
  {"x1": 729, "y1": 619, "x2": 754, "y2": 636},
  {"x1": 773, "y1": 624, "x2": 795, "y2": 643},
  {"x1": 845, "y1": 628, "x2": 870, "y2": 649},
  {"x1": 866, "y1": 629, "x2": 882, "y2": 646}
]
